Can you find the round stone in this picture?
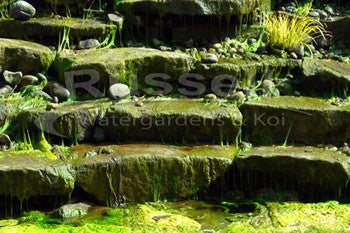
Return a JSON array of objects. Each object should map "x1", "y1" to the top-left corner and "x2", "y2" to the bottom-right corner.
[
  {"x1": 107, "y1": 83, "x2": 130, "y2": 100},
  {"x1": 262, "y1": 80, "x2": 275, "y2": 89},
  {"x1": 78, "y1": 39, "x2": 100, "y2": 49},
  {"x1": 36, "y1": 73, "x2": 48, "y2": 84},
  {"x1": 20, "y1": 75, "x2": 38, "y2": 87},
  {"x1": 48, "y1": 82, "x2": 71, "y2": 103},
  {"x1": 10, "y1": 1, "x2": 36, "y2": 21},
  {"x1": 201, "y1": 53, "x2": 218, "y2": 63},
  {"x1": 3, "y1": 70, "x2": 22, "y2": 86},
  {"x1": 29, "y1": 90, "x2": 52, "y2": 101}
]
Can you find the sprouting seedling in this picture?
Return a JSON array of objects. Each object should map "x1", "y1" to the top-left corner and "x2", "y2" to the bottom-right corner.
[{"x1": 57, "y1": 27, "x2": 71, "y2": 54}]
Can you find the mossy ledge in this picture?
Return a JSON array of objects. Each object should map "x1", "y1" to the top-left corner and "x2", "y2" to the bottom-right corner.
[
  {"x1": 0, "y1": 144, "x2": 236, "y2": 215},
  {"x1": 18, "y1": 98, "x2": 242, "y2": 144},
  {"x1": 240, "y1": 96, "x2": 350, "y2": 145}
]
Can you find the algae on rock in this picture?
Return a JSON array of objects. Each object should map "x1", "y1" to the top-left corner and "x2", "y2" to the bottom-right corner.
[{"x1": 0, "y1": 38, "x2": 53, "y2": 74}]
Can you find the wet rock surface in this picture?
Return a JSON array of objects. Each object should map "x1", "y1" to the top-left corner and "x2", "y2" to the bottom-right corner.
[
  {"x1": 241, "y1": 96, "x2": 350, "y2": 145},
  {"x1": 0, "y1": 38, "x2": 53, "y2": 74}
]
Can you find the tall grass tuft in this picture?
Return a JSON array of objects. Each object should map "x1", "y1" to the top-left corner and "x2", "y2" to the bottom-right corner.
[{"x1": 262, "y1": 12, "x2": 327, "y2": 50}]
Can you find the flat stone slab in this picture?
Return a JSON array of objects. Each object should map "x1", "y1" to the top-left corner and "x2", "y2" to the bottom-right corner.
[
  {"x1": 104, "y1": 98, "x2": 242, "y2": 143},
  {"x1": 195, "y1": 57, "x2": 302, "y2": 84},
  {"x1": 117, "y1": 0, "x2": 271, "y2": 16},
  {"x1": 240, "y1": 96, "x2": 350, "y2": 145},
  {"x1": 0, "y1": 144, "x2": 236, "y2": 212},
  {"x1": 0, "y1": 38, "x2": 53, "y2": 74},
  {"x1": 19, "y1": 98, "x2": 242, "y2": 144},
  {"x1": 73, "y1": 144, "x2": 235, "y2": 205},
  {"x1": 55, "y1": 48, "x2": 195, "y2": 89},
  {"x1": 323, "y1": 16, "x2": 350, "y2": 46},
  {"x1": 18, "y1": 99, "x2": 111, "y2": 141},
  {"x1": 0, "y1": 17, "x2": 115, "y2": 42},
  {"x1": 0, "y1": 150, "x2": 75, "y2": 202},
  {"x1": 302, "y1": 58, "x2": 350, "y2": 93},
  {"x1": 234, "y1": 146, "x2": 350, "y2": 198}
]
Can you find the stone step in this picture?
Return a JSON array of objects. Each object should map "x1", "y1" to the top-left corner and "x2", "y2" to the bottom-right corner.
[
  {"x1": 0, "y1": 17, "x2": 116, "y2": 44},
  {"x1": 0, "y1": 144, "x2": 235, "y2": 214},
  {"x1": 211, "y1": 146, "x2": 350, "y2": 201},
  {"x1": 301, "y1": 57, "x2": 350, "y2": 95},
  {"x1": 0, "y1": 38, "x2": 53, "y2": 74},
  {"x1": 240, "y1": 96, "x2": 350, "y2": 145},
  {"x1": 18, "y1": 98, "x2": 242, "y2": 144},
  {"x1": 2, "y1": 144, "x2": 350, "y2": 215},
  {"x1": 55, "y1": 47, "x2": 195, "y2": 91},
  {"x1": 117, "y1": 0, "x2": 270, "y2": 16}
]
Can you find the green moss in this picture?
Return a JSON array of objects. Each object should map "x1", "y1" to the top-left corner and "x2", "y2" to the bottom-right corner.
[
  {"x1": 246, "y1": 96, "x2": 334, "y2": 110},
  {"x1": 111, "y1": 98, "x2": 239, "y2": 119},
  {"x1": 0, "y1": 38, "x2": 53, "y2": 74},
  {"x1": 4, "y1": 201, "x2": 350, "y2": 233}
]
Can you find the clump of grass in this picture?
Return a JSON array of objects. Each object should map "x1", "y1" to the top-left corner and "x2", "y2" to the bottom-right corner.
[
  {"x1": 262, "y1": 12, "x2": 327, "y2": 50},
  {"x1": 57, "y1": 27, "x2": 71, "y2": 54}
]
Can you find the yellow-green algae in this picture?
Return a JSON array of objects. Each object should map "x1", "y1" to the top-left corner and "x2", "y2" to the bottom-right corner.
[
  {"x1": 2, "y1": 201, "x2": 350, "y2": 233},
  {"x1": 70, "y1": 143, "x2": 239, "y2": 160},
  {"x1": 245, "y1": 96, "x2": 336, "y2": 110}
]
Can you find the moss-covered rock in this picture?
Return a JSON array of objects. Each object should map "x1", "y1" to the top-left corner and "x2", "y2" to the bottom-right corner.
[
  {"x1": 234, "y1": 146, "x2": 350, "y2": 199},
  {"x1": 2, "y1": 201, "x2": 350, "y2": 232},
  {"x1": 195, "y1": 57, "x2": 302, "y2": 85},
  {"x1": 18, "y1": 98, "x2": 242, "y2": 144},
  {"x1": 0, "y1": 150, "x2": 75, "y2": 210},
  {"x1": 104, "y1": 98, "x2": 242, "y2": 144},
  {"x1": 17, "y1": 99, "x2": 112, "y2": 141},
  {"x1": 240, "y1": 96, "x2": 350, "y2": 145},
  {"x1": 116, "y1": 0, "x2": 271, "y2": 16},
  {"x1": 73, "y1": 144, "x2": 236, "y2": 205},
  {"x1": 228, "y1": 201, "x2": 350, "y2": 232},
  {"x1": 302, "y1": 57, "x2": 350, "y2": 95},
  {"x1": 0, "y1": 98, "x2": 47, "y2": 127},
  {"x1": 0, "y1": 17, "x2": 116, "y2": 42},
  {"x1": 55, "y1": 47, "x2": 195, "y2": 90},
  {"x1": 324, "y1": 16, "x2": 350, "y2": 47},
  {"x1": 0, "y1": 38, "x2": 53, "y2": 74}
]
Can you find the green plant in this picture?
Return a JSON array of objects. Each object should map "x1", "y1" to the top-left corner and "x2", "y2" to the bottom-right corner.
[
  {"x1": 262, "y1": 12, "x2": 327, "y2": 50},
  {"x1": 96, "y1": 28, "x2": 118, "y2": 49},
  {"x1": 0, "y1": 1, "x2": 10, "y2": 19},
  {"x1": 294, "y1": 0, "x2": 313, "y2": 16},
  {"x1": 57, "y1": 27, "x2": 71, "y2": 54}
]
